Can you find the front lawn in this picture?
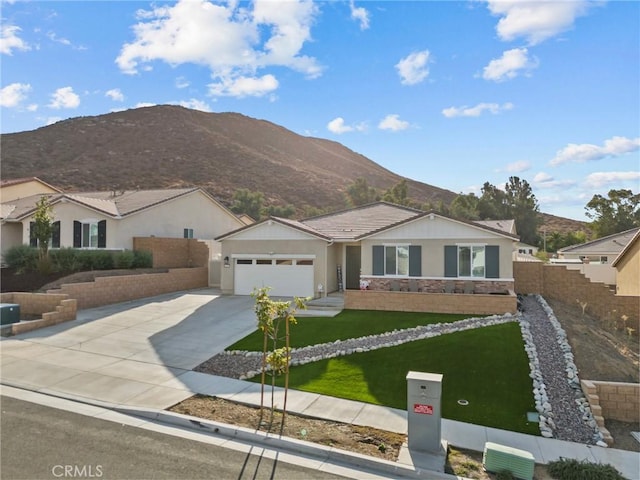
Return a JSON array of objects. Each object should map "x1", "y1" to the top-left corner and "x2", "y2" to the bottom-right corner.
[
  {"x1": 250, "y1": 321, "x2": 538, "y2": 435},
  {"x1": 226, "y1": 309, "x2": 474, "y2": 351}
]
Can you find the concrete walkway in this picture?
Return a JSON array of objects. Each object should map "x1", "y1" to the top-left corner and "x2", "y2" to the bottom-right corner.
[{"x1": 1, "y1": 289, "x2": 638, "y2": 480}]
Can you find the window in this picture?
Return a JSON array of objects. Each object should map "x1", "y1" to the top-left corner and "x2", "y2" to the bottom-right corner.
[
  {"x1": 600, "y1": 256, "x2": 608, "y2": 263},
  {"x1": 29, "y1": 220, "x2": 60, "y2": 248},
  {"x1": 445, "y1": 245, "x2": 499, "y2": 279},
  {"x1": 257, "y1": 259, "x2": 272, "y2": 265},
  {"x1": 276, "y1": 259, "x2": 292, "y2": 265},
  {"x1": 373, "y1": 245, "x2": 421, "y2": 277},
  {"x1": 184, "y1": 228, "x2": 194, "y2": 239},
  {"x1": 73, "y1": 220, "x2": 106, "y2": 248},
  {"x1": 296, "y1": 260, "x2": 313, "y2": 266},
  {"x1": 237, "y1": 259, "x2": 252, "y2": 265},
  {"x1": 458, "y1": 245, "x2": 485, "y2": 277}
]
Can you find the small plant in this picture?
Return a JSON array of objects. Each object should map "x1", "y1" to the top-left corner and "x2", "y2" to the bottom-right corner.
[
  {"x1": 576, "y1": 299, "x2": 588, "y2": 317},
  {"x1": 495, "y1": 470, "x2": 516, "y2": 480},
  {"x1": 4, "y1": 245, "x2": 39, "y2": 273},
  {"x1": 132, "y1": 249, "x2": 153, "y2": 268},
  {"x1": 547, "y1": 458, "x2": 625, "y2": 480},
  {"x1": 377, "y1": 442, "x2": 386, "y2": 453}
]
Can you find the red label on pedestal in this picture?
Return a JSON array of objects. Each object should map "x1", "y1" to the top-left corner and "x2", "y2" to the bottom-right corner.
[{"x1": 413, "y1": 403, "x2": 434, "y2": 415}]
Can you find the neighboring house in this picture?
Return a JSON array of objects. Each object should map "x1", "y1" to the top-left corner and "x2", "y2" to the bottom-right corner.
[
  {"x1": 557, "y1": 227, "x2": 640, "y2": 264},
  {"x1": 0, "y1": 177, "x2": 62, "y2": 203},
  {"x1": 217, "y1": 202, "x2": 519, "y2": 299},
  {"x1": 475, "y1": 219, "x2": 540, "y2": 261},
  {"x1": 612, "y1": 229, "x2": 640, "y2": 296},
  {"x1": 0, "y1": 187, "x2": 245, "y2": 260}
]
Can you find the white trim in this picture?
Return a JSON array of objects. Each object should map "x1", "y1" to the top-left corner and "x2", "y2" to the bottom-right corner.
[{"x1": 231, "y1": 253, "x2": 316, "y2": 260}]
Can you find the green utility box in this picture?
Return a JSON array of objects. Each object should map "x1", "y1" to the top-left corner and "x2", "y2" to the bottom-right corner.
[
  {"x1": 483, "y1": 442, "x2": 535, "y2": 480},
  {"x1": 0, "y1": 303, "x2": 21, "y2": 326}
]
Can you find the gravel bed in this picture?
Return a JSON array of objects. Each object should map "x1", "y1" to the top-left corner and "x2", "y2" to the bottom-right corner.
[{"x1": 194, "y1": 297, "x2": 603, "y2": 445}]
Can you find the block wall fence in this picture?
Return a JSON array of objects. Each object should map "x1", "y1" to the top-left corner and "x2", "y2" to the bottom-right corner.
[
  {"x1": 0, "y1": 292, "x2": 77, "y2": 335},
  {"x1": 133, "y1": 237, "x2": 210, "y2": 268}
]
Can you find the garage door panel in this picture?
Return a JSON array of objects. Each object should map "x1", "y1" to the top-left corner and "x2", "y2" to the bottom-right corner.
[{"x1": 234, "y1": 261, "x2": 314, "y2": 298}]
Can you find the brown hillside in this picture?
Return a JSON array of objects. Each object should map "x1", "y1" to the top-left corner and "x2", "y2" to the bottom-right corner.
[
  {"x1": 0, "y1": 105, "x2": 456, "y2": 212},
  {"x1": 539, "y1": 212, "x2": 591, "y2": 237}
]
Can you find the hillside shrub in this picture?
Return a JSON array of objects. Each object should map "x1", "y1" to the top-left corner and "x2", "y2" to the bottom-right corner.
[
  {"x1": 4, "y1": 245, "x2": 39, "y2": 273},
  {"x1": 547, "y1": 458, "x2": 625, "y2": 480}
]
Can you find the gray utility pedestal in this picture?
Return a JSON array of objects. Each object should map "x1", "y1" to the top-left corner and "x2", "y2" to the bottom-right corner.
[{"x1": 0, "y1": 304, "x2": 20, "y2": 326}]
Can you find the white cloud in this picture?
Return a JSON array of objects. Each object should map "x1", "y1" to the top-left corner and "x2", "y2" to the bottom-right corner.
[
  {"x1": 378, "y1": 114, "x2": 409, "y2": 132},
  {"x1": 48, "y1": 86, "x2": 80, "y2": 109},
  {"x1": 395, "y1": 50, "x2": 431, "y2": 86},
  {"x1": 135, "y1": 102, "x2": 157, "y2": 108},
  {"x1": 486, "y1": 0, "x2": 593, "y2": 45},
  {"x1": 47, "y1": 31, "x2": 71, "y2": 46},
  {"x1": 176, "y1": 98, "x2": 212, "y2": 112},
  {"x1": 442, "y1": 102, "x2": 513, "y2": 118},
  {"x1": 327, "y1": 117, "x2": 366, "y2": 134},
  {"x1": 1, "y1": 24, "x2": 30, "y2": 55},
  {"x1": 46, "y1": 116, "x2": 62, "y2": 126},
  {"x1": 482, "y1": 48, "x2": 538, "y2": 82},
  {"x1": 116, "y1": 0, "x2": 321, "y2": 98},
  {"x1": 584, "y1": 171, "x2": 640, "y2": 189},
  {"x1": 0, "y1": 82, "x2": 32, "y2": 107},
  {"x1": 350, "y1": 1, "x2": 370, "y2": 30},
  {"x1": 550, "y1": 136, "x2": 640, "y2": 166},
  {"x1": 533, "y1": 172, "x2": 553, "y2": 183},
  {"x1": 105, "y1": 88, "x2": 124, "y2": 102},
  {"x1": 208, "y1": 74, "x2": 278, "y2": 97},
  {"x1": 176, "y1": 76, "x2": 190, "y2": 89},
  {"x1": 505, "y1": 160, "x2": 530, "y2": 173},
  {"x1": 532, "y1": 172, "x2": 576, "y2": 189}
]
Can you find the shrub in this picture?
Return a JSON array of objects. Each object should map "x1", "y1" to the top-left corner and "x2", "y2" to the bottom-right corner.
[
  {"x1": 93, "y1": 251, "x2": 114, "y2": 270},
  {"x1": 547, "y1": 458, "x2": 625, "y2": 480},
  {"x1": 113, "y1": 250, "x2": 135, "y2": 269},
  {"x1": 50, "y1": 247, "x2": 81, "y2": 272},
  {"x1": 132, "y1": 250, "x2": 153, "y2": 268},
  {"x1": 4, "y1": 245, "x2": 39, "y2": 273}
]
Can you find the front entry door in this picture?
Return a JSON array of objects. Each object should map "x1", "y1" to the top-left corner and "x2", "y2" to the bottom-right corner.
[{"x1": 345, "y1": 246, "x2": 361, "y2": 290}]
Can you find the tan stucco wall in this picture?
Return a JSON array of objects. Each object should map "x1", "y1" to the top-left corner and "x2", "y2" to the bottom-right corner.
[
  {"x1": 615, "y1": 240, "x2": 640, "y2": 296},
  {"x1": 359, "y1": 237, "x2": 515, "y2": 279},
  {"x1": 219, "y1": 239, "x2": 328, "y2": 295},
  {"x1": 1, "y1": 223, "x2": 23, "y2": 260},
  {"x1": 0, "y1": 180, "x2": 59, "y2": 203}
]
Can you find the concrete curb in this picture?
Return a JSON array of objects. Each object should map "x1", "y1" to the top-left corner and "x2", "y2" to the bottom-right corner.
[{"x1": 114, "y1": 405, "x2": 461, "y2": 480}]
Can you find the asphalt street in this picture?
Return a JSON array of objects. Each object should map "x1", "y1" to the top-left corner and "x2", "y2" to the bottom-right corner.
[{"x1": 0, "y1": 396, "x2": 348, "y2": 480}]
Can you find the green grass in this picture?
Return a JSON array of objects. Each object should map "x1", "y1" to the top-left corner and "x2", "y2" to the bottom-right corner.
[
  {"x1": 226, "y1": 309, "x2": 474, "y2": 351},
  {"x1": 253, "y1": 322, "x2": 538, "y2": 435}
]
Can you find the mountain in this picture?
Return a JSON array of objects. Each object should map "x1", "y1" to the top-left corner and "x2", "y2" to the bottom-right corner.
[
  {"x1": 1, "y1": 105, "x2": 587, "y2": 235},
  {"x1": 0, "y1": 105, "x2": 456, "y2": 212}
]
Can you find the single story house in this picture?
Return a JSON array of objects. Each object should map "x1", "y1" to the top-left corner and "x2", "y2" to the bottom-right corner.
[
  {"x1": 217, "y1": 202, "x2": 519, "y2": 313},
  {"x1": 556, "y1": 227, "x2": 640, "y2": 264},
  {"x1": 1, "y1": 186, "x2": 245, "y2": 260},
  {"x1": 612, "y1": 229, "x2": 640, "y2": 296}
]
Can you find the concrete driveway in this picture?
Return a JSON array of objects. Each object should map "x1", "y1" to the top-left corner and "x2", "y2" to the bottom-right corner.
[{"x1": 0, "y1": 289, "x2": 257, "y2": 409}]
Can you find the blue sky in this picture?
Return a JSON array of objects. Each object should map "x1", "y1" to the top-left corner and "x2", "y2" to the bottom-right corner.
[{"x1": 1, "y1": 0, "x2": 638, "y2": 221}]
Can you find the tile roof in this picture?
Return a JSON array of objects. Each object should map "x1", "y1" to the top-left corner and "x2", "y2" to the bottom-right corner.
[
  {"x1": 558, "y1": 227, "x2": 640, "y2": 255},
  {"x1": 1, "y1": 188, "x2": 201, "y2": 220},
  {"x1": 474, "y1": 219, "x2": 516, "y2": 235}
]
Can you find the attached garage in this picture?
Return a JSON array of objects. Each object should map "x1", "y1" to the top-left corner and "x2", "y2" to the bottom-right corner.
[{"x1": 233, "y1": 256, "x2": 315, "y2": 298}]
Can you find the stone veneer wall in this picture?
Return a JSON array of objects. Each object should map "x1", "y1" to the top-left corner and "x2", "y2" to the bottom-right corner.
[
  {"x1": 0, "y1": 292, "x2": 77, "y2": 335},
  {"x1": 364, "y1": 277, "x2": 514, "y2": 294},
  {"x1": 47, "y1": 267, "x2": 208, "y2": 310},
  {"x1": 133, "y1": 237, "x2": 210, "y2": 268},
  {"x1": 345, "y1": 290, "x2": 517, "y2": 315}
]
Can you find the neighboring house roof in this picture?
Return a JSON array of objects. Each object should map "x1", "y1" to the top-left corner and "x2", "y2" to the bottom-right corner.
[
  {"x1": 474, "y1": 219, "x2": 517, "y2": 235},
  {"x1": 612, "y1": 229, "x2": 640, "y2": 267},
  {"x1": 217, "y1": 202, "x2": 520, "y2": 242},
  {"x1": 558, "y1": 227, "x2": 640, "y2": 256},
  {"x1": 0, "y1": 177, "x2": 62, "y2": 192},
  {"x1": 1, "y1": 187, "x2": 237, "y2": 221}
]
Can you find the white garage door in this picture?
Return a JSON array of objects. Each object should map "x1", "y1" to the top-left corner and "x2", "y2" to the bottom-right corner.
[{"x1": 234, "y1": 257, "x2": 315, "y2": 298}]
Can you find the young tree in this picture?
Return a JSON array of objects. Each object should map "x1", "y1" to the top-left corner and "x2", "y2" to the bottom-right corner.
[
  {"x1": 382, "y1": 179, "x2": 410, "y2": 206},
  {"x1": 449, "y1": 193, "x2": 480, "y2": 220},
  {"x1": 32, "y1": 196, "x2": 54, "y2": 260},
  {"x1": 585, "y1": 189, "x2": 640, "y2": 238},
  {"x1": 252, "y1": 287, "x2": 306, "y2": 431},
  {"x1": 346, "y1": 177, "x2": 378, "y2": 206},
  {"x1": 505, "y1": 176, "x2": 541, "y2": 246}
]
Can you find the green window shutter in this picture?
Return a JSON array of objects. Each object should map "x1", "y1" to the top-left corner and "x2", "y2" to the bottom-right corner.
[
  {"x1": 97, "y1": 220, "x2": 107, "y2": 248},
  {"x1": 444, "y1": 245, "x2": 457, "y2": 277},
  {"x1": 372, "y1": 245, "x2": 384, "y2": 275},
  {"x1": 73, "y1": 221, "x2": 82, "y2": 247},
  {"x1": 29, "y1": 221, "x2": 37, "y2": 247},
  {"x1": 52, "y1": 221, "x2": 61, "y2": 248},
  {"x1": 486, "y1": 245, "x2": 500, "y2": 278},
  {"x1": 409, "y1": 245, "x2": 421, "y2": 276}
]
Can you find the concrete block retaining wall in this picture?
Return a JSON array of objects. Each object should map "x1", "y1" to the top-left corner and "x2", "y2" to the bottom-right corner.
[
  {"x1": 345, "y1": 290, "x2": 517, "y2": 315},
  {"x1": 47, "y1": 267, "x2": 208, "y2": 310},
  {"x1": 133, "y1": 237, "x2": 210, "y2": 268},
  {"x1": 0, "y1": 292, "x2": 77, "y2": 335}
]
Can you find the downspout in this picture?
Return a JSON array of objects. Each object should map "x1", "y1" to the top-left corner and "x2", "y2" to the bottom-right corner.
[{"x1": 323, "y1": 239, "x2": 334, "y2": 298}]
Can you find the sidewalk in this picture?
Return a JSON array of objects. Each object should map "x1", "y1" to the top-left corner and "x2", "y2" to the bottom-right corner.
[{"x1": 1, "y1": 289, "x2": 638, "y2": 479}]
